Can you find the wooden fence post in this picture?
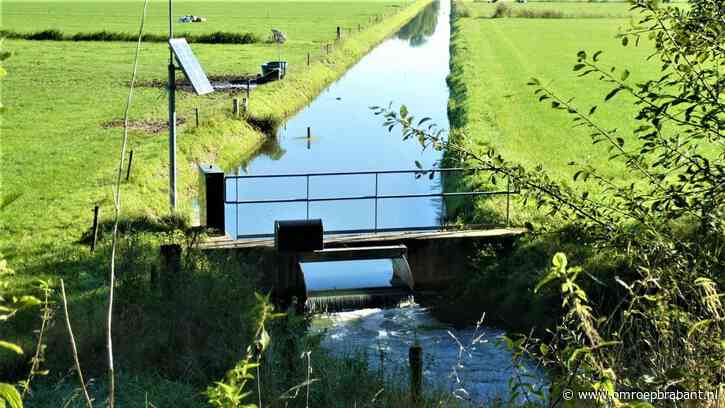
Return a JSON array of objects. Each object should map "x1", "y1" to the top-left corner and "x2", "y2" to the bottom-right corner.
[
  {"x1": 307, "y1": 52, "x2": 310, "y2": 66},
  {"x1": 125, "y1": 150, "x2": 134, "y2": 182},
  {"x1": 409, "y1": 344, "x2": 422, "y2": 403},
  {"x1": 336, "y1": 26, "x2": 341, "y2": 40},
  {"x1": 232, "y1": 98, "x2": 239, "y2": 116},
  {"x1": 160, "y1": 244, "x2": 181, "y2": 297},
  {"x1": 195, "y1": 107, "x2": 199, "y2": 127},
  {"x1": 90, "y1": 205, "x2": 100, "y2": 252}
]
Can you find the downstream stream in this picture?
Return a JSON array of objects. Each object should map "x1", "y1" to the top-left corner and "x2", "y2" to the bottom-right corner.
[{"x1": 228, "y1": 1, "x2": 547, "y2": 404}]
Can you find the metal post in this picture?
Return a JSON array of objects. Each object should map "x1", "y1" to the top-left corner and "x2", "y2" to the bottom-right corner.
[
  {"x1": 195, "y1": 107, "x2": 199, "y2": 127},
  {"x1": 306, "y1": 175, "x2": 310, "y2": 220},
  {"x1": 506, "y1": 176, "x2": 511, "y2": 227},
  {"x1": 168, "y1": 0, "x2": 177, "y2": 212},
  {"x1": 125, "y1": 150, "x2": 134, "y2": 181},
  {"x1": 235, "y1": 171, "x2": 239, "y2": 239},
  {"x1": 374, "y1": 173, "x2": 379, "y2": 232},
  {"x1": 168, "y1": 63, "x2": 177, "y2": 212}
]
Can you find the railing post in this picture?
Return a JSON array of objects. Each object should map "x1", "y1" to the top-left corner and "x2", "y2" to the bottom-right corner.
[
  {"x1": 374, "y1": 173, "x2": 379, "y2": 232},
  {"x1": 235, "y1": 169, "x2": 239, "y2": 239},
  {"x1": 506, "y1": 175, "x2": 511, "y2": 227},
  {"x1": 198, "y1": 164, "x2": 225, "y2": 234},
  {"x1": 306, "y1": 175, "x2": 310, "y2": 220}
]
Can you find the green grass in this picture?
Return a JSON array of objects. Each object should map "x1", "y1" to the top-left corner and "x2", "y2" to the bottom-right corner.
[
  {"x1": 2, "y1": 1, "x2": 408, "y2": 42},
  {"x1": 449, "y1": 2, "x2": 662, "y2": 183},
  {"x1": 1, "y1": 0, "x2": 435, "y2": 402},
  {"x1": 0, "y1": 0, "x2": 430, "y2": 282}
]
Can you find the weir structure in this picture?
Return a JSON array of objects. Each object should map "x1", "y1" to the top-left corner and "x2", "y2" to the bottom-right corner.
[{"x1": 198, "y1": 164, "x2": 527, "y2": 309}]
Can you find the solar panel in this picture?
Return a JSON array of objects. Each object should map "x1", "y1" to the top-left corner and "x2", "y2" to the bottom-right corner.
[{"x1": 169, "y1": 38, "x2": 214, "y2": 95}]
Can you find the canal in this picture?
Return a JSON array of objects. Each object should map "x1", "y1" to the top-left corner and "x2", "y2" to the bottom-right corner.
[{"x1": 227, "y1": 0, "x2": 547, "y2": 404}]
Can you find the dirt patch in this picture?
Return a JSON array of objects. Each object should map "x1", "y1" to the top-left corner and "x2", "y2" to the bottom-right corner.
[
  {"x1": 135, "y1": 74, "x2": 260, "y2": 93},
  {"x1": 102, "y1": 117, "x2": 186, "y2": 133}
]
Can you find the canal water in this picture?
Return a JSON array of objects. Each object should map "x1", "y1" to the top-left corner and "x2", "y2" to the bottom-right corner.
[
  {"x1": 226, "y1": 0, "x2": 449, "y2": 237},
  {"x1": 228, "y1": 0, "x2": 547, "y2": 404}
]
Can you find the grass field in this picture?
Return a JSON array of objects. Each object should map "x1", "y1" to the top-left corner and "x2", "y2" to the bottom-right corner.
[
  {"x1": 2, "y1": 1, "x2": 409, "y2": 42},
  {"x1": 1, "y1": 0, "x2": 429, "y2": 280},
  {"x1": 1, "y1": 0, "x2": 435, "y2": 404},
  {"x1": 448, "y1": 1, "x2": 663, "y2": 185}
]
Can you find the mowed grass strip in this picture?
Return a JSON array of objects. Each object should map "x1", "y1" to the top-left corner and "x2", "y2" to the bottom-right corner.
[
  {"x1": 1, "y1": 0, "x2": 431, "y2": 285},
  {"x1": 2, "y1": 0, "x2": 408, "y2": 42},
  {"x1": 449, "y1": 4, "x2": 661, "y2": 182}
]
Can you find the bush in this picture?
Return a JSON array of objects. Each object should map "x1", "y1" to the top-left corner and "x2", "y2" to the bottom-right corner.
[
  {"x1": 27, "y1": 29, "x2": 63, "y2": 41},
  {"x1": 516, "y1": 9, "x2": 565, "y2": 18},
  {"x1": 454, "y1": 1, "x2": 473, "y2": 18},
  {"x1": 491, "y1": 2, "x2": 512, "y2": 18},
  {"x1": 0, "y1": 29, "x2": 260, "y2": 44}
]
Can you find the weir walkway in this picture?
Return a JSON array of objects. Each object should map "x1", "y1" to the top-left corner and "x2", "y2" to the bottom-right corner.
[{"x1": 197, "y1": 165, "x2": 527, "y2": 307}]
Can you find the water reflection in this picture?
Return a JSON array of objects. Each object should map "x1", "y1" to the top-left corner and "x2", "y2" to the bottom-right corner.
[
  {"x1": 397, "y1": 1, "x2": 440, "y2": 47},
  {"x1": 228, "y1": 0, "x2": 451, "y2": 237}
]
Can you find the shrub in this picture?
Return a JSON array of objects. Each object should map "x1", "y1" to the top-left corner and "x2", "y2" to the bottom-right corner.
[
  {"x1": 455, "y1": 1, "x2": 473, "y2": 18},
  {"x1": 491, "y1": 2, "x2": 512, "y2": 18},
  {"x1": 27, "y1": 29, "x2": 63, "y2": 41},
  {"x1": 515, "y1": 9, "x2": 565, "y2": 18}
]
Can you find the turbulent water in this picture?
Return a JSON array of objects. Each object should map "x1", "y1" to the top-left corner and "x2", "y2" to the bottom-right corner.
[{"x1": 311, "y1": 302, "x2": 547, "y2": 405}]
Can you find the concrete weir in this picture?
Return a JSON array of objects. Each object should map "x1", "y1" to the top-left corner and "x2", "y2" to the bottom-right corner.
[{"x1": 201, "y1": 228, "x2": 527, "y2": 306}]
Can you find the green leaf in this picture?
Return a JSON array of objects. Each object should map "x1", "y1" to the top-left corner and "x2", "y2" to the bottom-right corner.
[
  {"x1": 552, "y1": 253, "x2": 568, "y2": 270},
  {"x1": 604, "y1": 86, "x2": 624, "y2": 102},
  {"x1": 259, "y1": 328, "x2": 270, "y2": 352},
  {"x1": 534, "y1": 271, "x2": 558, "y2": 294},
  {"x1": 0, "y1": 383, "x2": 22, "y2": 408},
  {"x1": 0, "y1": 341, "x2": 23, "y2": 355}
]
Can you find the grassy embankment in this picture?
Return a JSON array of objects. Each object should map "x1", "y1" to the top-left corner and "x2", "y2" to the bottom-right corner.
[
  {"x1": 436, "y1": 1, "x2": 668, "y2": 330},
  {"x1": 2, "y1": 0, "x2": 442, "y2": 405},
  {"x1": 1, "y1": 0, "x2": 430, "y2": 286}
]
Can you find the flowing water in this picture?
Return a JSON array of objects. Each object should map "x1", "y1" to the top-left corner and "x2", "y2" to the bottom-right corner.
[{"x1": 228, "y1": 1, "x2": 547, "y2": 403}]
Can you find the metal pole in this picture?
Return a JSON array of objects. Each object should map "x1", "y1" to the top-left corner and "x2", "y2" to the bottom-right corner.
[
  {"x1": 374, "y1": 173, "x2": 378, "y2": 232},
  {"x1": 168, "y1": 0, "x2": 177, "y2": 212},
  {"x1": 506, "y1": 176, "x2": 511, "y2": 227},
  {"x1": 236, "y1": 172, "x2": 239, "y2": 238},
  {"x1": 306, "y1": 175, "x2": 310, "y2": 220}
]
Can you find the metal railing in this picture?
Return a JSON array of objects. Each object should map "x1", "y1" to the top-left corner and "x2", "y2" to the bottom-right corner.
[{"x1": 225, "y1": 167, "x2": 517, "y2": 238}]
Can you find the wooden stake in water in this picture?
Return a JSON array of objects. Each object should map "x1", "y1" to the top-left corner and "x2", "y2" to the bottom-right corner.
[
  {"x1": 409, "y1": 344, "x2": 422, "y2": 403},
  {"x1": 91, "y1": 205, "x2": 100, "y2": 252}
]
